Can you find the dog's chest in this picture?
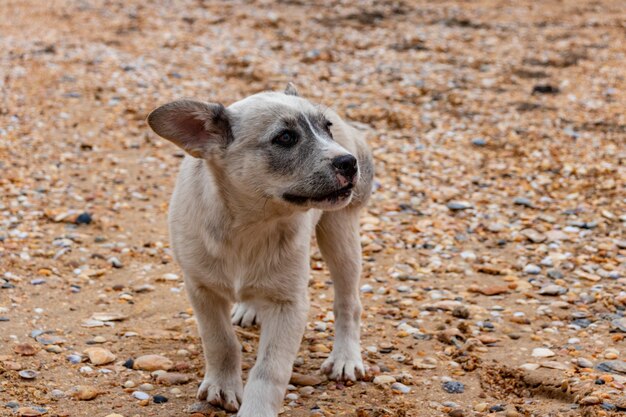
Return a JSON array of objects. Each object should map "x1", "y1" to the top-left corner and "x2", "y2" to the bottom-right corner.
[{"x1": 213, "y1": 210, "x2": 321, "y2": 290}]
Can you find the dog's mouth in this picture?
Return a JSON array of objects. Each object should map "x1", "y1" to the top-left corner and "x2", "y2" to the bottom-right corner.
[{"x1": 283, "y1": 183, "x2": 354, "y2": 205}]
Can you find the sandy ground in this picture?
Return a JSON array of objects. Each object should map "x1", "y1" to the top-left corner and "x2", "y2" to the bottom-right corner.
[{"x1": 1, "y1": 0, "x2": 625, "y2": 416}]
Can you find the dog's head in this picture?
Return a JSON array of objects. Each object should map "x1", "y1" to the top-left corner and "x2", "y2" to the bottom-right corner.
[{"x1": 147, "y1": 84, "x2": 359, "y2": 211}]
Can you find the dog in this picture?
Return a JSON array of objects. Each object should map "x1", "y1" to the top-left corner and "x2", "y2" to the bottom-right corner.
[{"x1": 147, "y1": 83, "x2": 374, "y2": 416}]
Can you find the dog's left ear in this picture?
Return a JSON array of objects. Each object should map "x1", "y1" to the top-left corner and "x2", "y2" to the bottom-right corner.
[
  {"x1": 147, "y1": 100, "x2": 232, "y2": 158},
  {"x1": 284, "y1": 82, "x2": 299, "y2": 96}
]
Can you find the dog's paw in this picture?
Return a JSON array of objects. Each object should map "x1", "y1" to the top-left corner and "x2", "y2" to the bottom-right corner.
[
  {"x1": 231, "y1": 302, "x2": 259, "y2": 327},
  {"x1": 321, "y1": 349, "x2": 366, "y2": 381},
  {"x1": 197, "y1": 377, "x2": 243, "y2": 412}
]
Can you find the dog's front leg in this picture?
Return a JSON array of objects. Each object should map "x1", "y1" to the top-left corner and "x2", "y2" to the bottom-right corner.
[
  {"x1": 186, "y1": 280, "x2": 243, "y2": 412},
  {"x1": 238, "y1": 296, "x2": 308, "y2": 417},
  {"x1": 316, "y1": 209, "x2": 365, "y2": 381}
]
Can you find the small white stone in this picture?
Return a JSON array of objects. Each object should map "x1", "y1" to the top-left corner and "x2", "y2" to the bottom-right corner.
[
  {"x1": 460, "y1": 251, "x2": 476, "y2": 261},
  {"x1": 161, "y1": 273, "x2": 179, "y2": 281},
  {"x1": 132, "y1": 391, "x2": 150, "y2": 400},
  {"x1": 520, "y1": 363, "x2": 540, "y2": 371},
  {"x1": 524, "y1": 264, "x2": 541, "y2": 275},
  {"x1": 314, "y1": 321, "x2": 327, "y2": 331},
  {"x1": 373, "y1": 375, "x2": 396, "y2": 385},
  {"x1": 532, "y1": 348, "x2": 555, "y2": 358}
]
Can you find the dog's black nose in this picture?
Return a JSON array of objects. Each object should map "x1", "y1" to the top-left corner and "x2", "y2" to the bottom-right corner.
[{"x1": 332, "y1": 154, "x2": 358, "y2": 178}]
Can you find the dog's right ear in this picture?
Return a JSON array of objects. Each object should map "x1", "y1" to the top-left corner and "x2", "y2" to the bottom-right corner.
[
  {"x1": 147, "y1": 100, "x2": 232, "y2": 158},
  {"x1": 284, "y1": 82, "x2": 299, "y2": 96}
]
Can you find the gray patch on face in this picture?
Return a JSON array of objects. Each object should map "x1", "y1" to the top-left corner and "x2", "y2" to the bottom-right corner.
[{"x1": 264, "y1": 112, "x2": 332, "y2": 177}]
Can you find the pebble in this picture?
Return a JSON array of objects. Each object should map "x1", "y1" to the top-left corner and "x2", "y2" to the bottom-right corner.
[
  {"x1": 360, "y1": 284, "x2": 373, "y2": 293},
  {"x1": 50, "y1": 389, "x2": 65, "y2": 399},
  {"x1": 90, "y1": 312, "x2": 127, "y2": 322},
  {"x1": 14, "y1": 343, "x2": 38, "y2": 356},
  {"x1": 156, "y1": 372, "x2": 191, "y2": 385},
  {"x1": 539, "y1": 285, "x2": 566, "y2": 296},
  {"x1": 160, "y1": 273, "x2": 179, "y2": 281},
  {"x1": 290, "y1": 373, "x2": 323, "y2": 386},
  {"x1": 34, "y1": 333, "x2": 64, "y2": 346},
  {"x1": 611, "y1": 317, "x2": 626, "y2": 332},
  {"x1": 153, "y1": 395, "x2": 168, "y2": 404},
  {"x1": 447, "y1": 201, "x2": 473, "y2": 211},
  {"x1": 16, "y1": 407, "x2": 47, "y2": 417},
  {"x1": 314, "y1": 321, "x2": 327, "y2": 331},
  {"x1": 474, "y1": 403, "x2": 488, "y2": 412},
  {"x1": 75, "y1": 212, "x2": 93, "y2": 224},
  {"x1": 574, "y1": 358, "x2": 593, "y2": 368},
  {"x1": 70, "y1": 385, "x2": 100, "y2": 400},
  {"x1": 579, "y1": 396, "x2": 601, "y2": 405},
  {"x1": 138, "y1": 383, "x2": 154, "y2": 391},
  {"x1": 442, "y1": 381, "x2": 465, "y2": 394},
  {"x1": 513, "y1": 197, "x2": 533, "y2": 207},
  {"x1": 373, "y1": 375, "x2": 396, "y2": 385},
  {"x1": 532, "y1": 348, "x2": 555, "y2": 358},
  {"x1": 133, "y1": 284, "x2": 155, "y2": 293},
  {"x1": 18, "y1": 370, "x2": 38, "y2": 379},
  {"x1": 133, "y1": 354, "x2": 173, "y2": 371},
  {"x1": 596, "y1": 360, "x2": 626, "y2": 375},
  {"x1": 547, "y1": 269, "x2": 564, "y2": 279},
  {"x1": 84, "y1": 347, "x2": 116, "y2": 365},
  {"x1": 520, "y1": 363, "x2": 540, "y2": 371},
  {"x1": 67, "y1": 354, "x2": 82, "y2": 364},
  {"x1": 131, "y1": 391, "x2": 150, "y2": 400},
  {"x1": 108, "y1": 257, "x2": 123, "y2": 268},
  {"x1": 390, "y1": 382, "x2": 411, "y2": 393},
  {"x1": 532, "y1": 84, "x2": 559, "y2": 94},
  {"x1": 521, "y1": 228, "x2": 546, "y2": 243},
  {"x1": 523, "y1": 264, "x2": 541, "y2": 275},
  {"x1": 471, "y1": 137, "x2": 486, "y2": 146}
]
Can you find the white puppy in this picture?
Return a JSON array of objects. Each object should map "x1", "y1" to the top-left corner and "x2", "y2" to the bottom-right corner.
[{"x1": 147, "y1": 84, "x2": 374, "y2": 417}]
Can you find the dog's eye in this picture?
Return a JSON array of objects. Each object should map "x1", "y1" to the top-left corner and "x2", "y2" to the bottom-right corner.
[
  {"x1": 272, "y1": 131, "x2": 298, "y2": 148},
  {"x1": 324, "y1": 120, "x2": 333, "y2": 136}
]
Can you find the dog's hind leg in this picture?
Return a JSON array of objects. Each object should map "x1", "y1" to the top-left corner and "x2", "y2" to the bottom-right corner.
[
  {"x1": 231, "y1": 302, "x2": 259, "y2": 327},
  {"x1": 186, "y1": 279, "x2": 243, "y2": 412},
  {"x1": 315, "y1": 209, "x2": 365, "y2": 381}
]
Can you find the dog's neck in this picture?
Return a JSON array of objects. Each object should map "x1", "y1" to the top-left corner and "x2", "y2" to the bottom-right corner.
[{"x1": 201, "y1": 158, "x2": 307, "y2": 231}]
